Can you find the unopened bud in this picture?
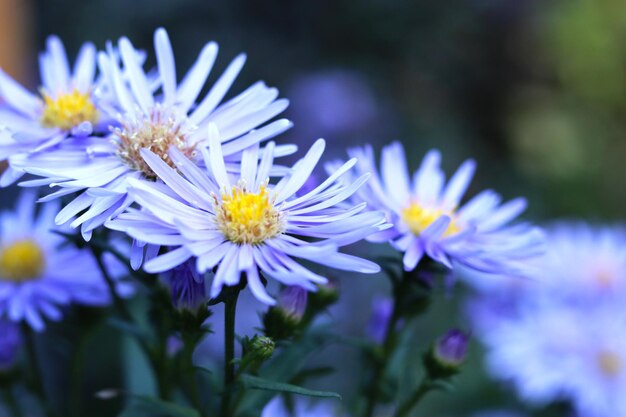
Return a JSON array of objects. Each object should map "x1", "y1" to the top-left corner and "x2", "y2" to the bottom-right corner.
[
  {"x1": 163, "y1": 261, "x2": 207, "y2": 310},
  {"x1": 250, "y1": 336, "x2": 275, "y2": 360},
  {"x1": 424, "y1": 329, "x2": 469, "y2": 378},
  {"x1": 435, "y1": 329, "x2": 469, "y2": 366},
  {"x1": 278, "y1": 285, "x2": 308, "y2": 321}
]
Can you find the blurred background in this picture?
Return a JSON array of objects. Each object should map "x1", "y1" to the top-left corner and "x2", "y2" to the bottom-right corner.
[{"x1": 0, "y1": 0, "x2": 625, "y2": 416}]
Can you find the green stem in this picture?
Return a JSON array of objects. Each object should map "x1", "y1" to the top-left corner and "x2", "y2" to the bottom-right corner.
[
  {"x1": 154, "y1": 325, "x2": 171, "y2": 401},
  {"x1": 21, "y1": 324, "x2": 54, "y2": 417},
  {"x1": 362, "y1": 300, "x2": 400, "y2": 417},
  {"x1": 89, "y1": 245, "x2": 166, "y2": 400},
  {"x1": 220, "y1": 289, "x2": 240, "y2": 417},
  {"x1": 89, "y1": 246, "x2": 134, "y2": 323},
  {"x1": 68, "y1": 327, "x2": 94, "y2": 417},
  {"x1": 393, "y1": 377, "x2": 432, "y2": 417},
  {"x1": 182, "y1": 336, "x2": 202, "y2": 412},
  {"x1": 2, "y1": 388, "x2": 22, "y2": 417}
]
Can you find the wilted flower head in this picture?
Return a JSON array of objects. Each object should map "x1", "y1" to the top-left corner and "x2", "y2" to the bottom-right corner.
[
  {"x1": 108, "y1": 132, "x2": 388, "y2": 304},
  {"x1": 329, "y1": 142, "x2": 543, "y2": 276},
  {"x1": 0, "y1": 192, "x2": 132, "y2": 331}
]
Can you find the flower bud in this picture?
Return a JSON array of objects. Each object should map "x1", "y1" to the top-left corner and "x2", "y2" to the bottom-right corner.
[
  {"x1": 263, "y1": 286, "x2": 308, "y2": 340},
  {"x1": 278, "y1": 285, "x2": 308, "y2": 321},
  {"x1": 163, "y1": 260, "x2": 206, "y2": 310},
  {"x1": 424, "y1": 329, "x2": 469, "y2": 378},
  {"x1": 434, "y1": 329, "x2": 469, "y2": 366},
  {"x1": 250, "y1": 336, "x2": 275, "y2": 360}
]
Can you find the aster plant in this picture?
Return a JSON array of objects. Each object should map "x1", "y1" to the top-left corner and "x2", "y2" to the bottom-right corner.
[{"x1": 0, "y1": 27, "x2": 554, "y2": 417}]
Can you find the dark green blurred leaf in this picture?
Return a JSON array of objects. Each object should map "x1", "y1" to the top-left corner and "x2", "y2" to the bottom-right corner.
[
  {"x1": 106, "y1": 318, "x2": 153, "y2": 341},
  {"x1": 239, "y1": 374, "x2": 341, "y2": 399},
  {"x1": 117, "y1": 395, "x2": 200, "y2": 417}
]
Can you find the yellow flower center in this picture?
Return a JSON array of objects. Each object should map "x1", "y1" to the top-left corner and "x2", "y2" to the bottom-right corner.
[
  {"x1": 215, "y1": 185, "x2": 284, "y2": 245},
  {"x1": 113, "y1": 107, "x2": 196, "y2": 180},
  {"x1": 40, "y1": 89, "x2": 99, "y2": 130},
  {"x1": 401, "y1": 203, "x2": 460, "y2": 238},
  {"x1": 597, "y1": 351, "x2": 623, "y2": 377},
  {"x1": 0, "y1": 240, "x2": 46, "y2": 282}
]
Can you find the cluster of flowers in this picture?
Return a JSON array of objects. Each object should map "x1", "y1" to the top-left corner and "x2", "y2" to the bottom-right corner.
[
  {"x1": 0, "y1": 28, "x2": 546, "y2": 416},
  {"x1": 468, "y1": 224, "x2": 626, "y2": 416}
]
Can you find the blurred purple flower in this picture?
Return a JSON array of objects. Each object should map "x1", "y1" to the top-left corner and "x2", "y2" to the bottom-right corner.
[
  {"x1": 0, "y1": 320, "x2": 21, "y2": 369},
  {"x1": 167, "y1": 335, "x2": 184, "y2": 357},
  {"x1": 0, "y1": 191, "x2": 132, "y2": 331},
  {"x1": 366, "y1": 296, "x2": 394, "y2": 344},
  {"x1": 288, "y1": 70, "x2": 379, "y2": 139},
  {"x1": 470, "y1": 223, "x2": 626, "y2": 417},
  {"x1": 262, "y1": 396, "x2": 341, "y2": 417}
]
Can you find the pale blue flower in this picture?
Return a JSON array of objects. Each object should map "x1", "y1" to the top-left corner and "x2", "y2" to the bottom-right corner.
[
  {"x1": 329, "y1": 142, "x2": 543, "y2": 275},
  {"x1": 479, "y1": 300, "x2": 626, "y2": 417},
  {"x1": 469, "y1": 223, "x2": 626, "y2": 417},
  {"x1": 108, "y1": 129, "x2": 388, "y2": 304},
  {"x1": 0, "y1": 192, "x2": 132, "y2": 331},
  {"x1": 0, "y1": 35, "x2": 115, "y2": 186}
]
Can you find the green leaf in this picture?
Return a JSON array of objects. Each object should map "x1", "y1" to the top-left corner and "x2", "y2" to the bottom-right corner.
[
  {"x1": 239, "y1": 374, "x2": 341, "y2": 400},
  {"x1": 117, "y1": 395, "x2": 201, "y2": 417},
  {"x1": 106, "y1": 318, "x2": 152, "y2": 341}
]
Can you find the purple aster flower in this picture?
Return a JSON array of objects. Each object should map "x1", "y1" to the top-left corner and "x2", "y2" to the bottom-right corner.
[
  {"x1": 0, "y1": 191, "x2": 132, "y2": 331},
  {"x1": 479, "y1": 300, "x2": 626, "y2": 417},
  {"x1": 0, "y1": 320, "x2": 21, "y2": 369},
  {"x1": 16, "y1": 28, "x2": 293, "y2": 245},
  {"x1": 329, "y1": 142, "x2": 543, "y2": 275},
  {"x1": 466, "y1": 223, "x2": 626, "y2": 301},
  {"x1": 107, "y1": 129, "x2": 388, "y2": 304},
  {"x1": 0, "y1": 35, "x2": 118, "y2": 186},
  {"x1": 469, "y1": 223, "x2": 626, "y2": 417},
  {"x1": 366, "y1": 296, "x2": 395, "y2": 344},
  {"x1": 162, "y1": 260, "x2": 207, "y2": 309},
  {"x1": 287, "y1": 70, "x2": 381, "y2": 139}
]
